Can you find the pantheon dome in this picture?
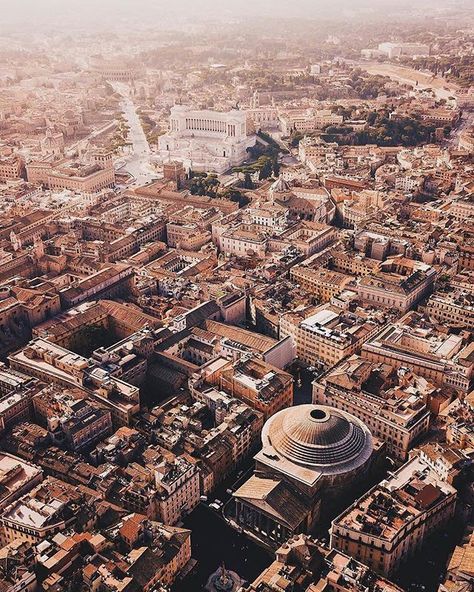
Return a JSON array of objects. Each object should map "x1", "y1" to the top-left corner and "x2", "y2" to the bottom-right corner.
[
  {"x1": 235, "y1": 404, "x2": 377, "y2": 546},
  {"x1": 259, "y1": 404, "x2": 374, "y2": 480}
]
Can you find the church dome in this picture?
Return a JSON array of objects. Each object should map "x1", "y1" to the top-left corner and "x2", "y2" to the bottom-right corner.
[
  {"x1": 262, "y1": 404, "x2": 373, "y2": 474},
  {"x1": 270, "y1": 174, "x2": 291, "y2": 194}
]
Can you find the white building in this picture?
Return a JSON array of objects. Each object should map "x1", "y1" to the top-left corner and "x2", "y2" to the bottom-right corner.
[
  {"x1": 377, "y1": 42, "x2": 430, "y2": 58},
  {"x1": 158, "y1": 105, "x2": 256, "y2": 174}
]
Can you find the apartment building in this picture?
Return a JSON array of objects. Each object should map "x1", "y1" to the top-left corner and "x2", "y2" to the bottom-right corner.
[
  {"x1": 417, "y1": 442, "x2": 471, "y2": 485},
  {"x1": 313, "y1": 355, "x2": 431, "y2": 461},
  {"x1": 166, "y1": 206, "x2": 221, "y2": 250},
  {"x1": 279, "y1": 109, "x2": 343, "y2": 135},
  {"x1": 377, "y1": 42, "x2": 430, "y2": 57},
  {"x1": 153, "y1": 456, "x2": 200, "y2": 525},
  {"x1": 0, "y1": 477, "x2": 103, "y2": 546},
  {"x1": 58, "y1": 264, "x2": 134, "y2": 308},
  {"x1": 26, "y1": 152, "x2": 115, "y2": 193},
  {"x1": 0, "y1": 453, "x2": 43, "y2": 510},
  {"x1": 243, "y1": 534, "x2": 404, "y2": 592},
  {"x1": 115, "y1": 514, "x2": 192, "y2": 587},
  {"x1": 9, "y1": 338, "x2": 90, "y2": 387},
  {"x1": 331, "y1": 251, "x2": 381, "y2": 277},
  {"x1": 0, "y1": 365, "x2": 39, "y2": 434},
  {"x1": 419, "y1": 108, "x2": 460, "y2": 127},
  {"x1": 355, "y1": 257, "x2": 436, "y2": 313},
  {"x1": 330, "y1": 453, "x2": 457, "y2": 576},
  {"x1": 219, "y1": 224, "x2": 268, "y2": 257},
  {"x1": 9, "y1": 338, "x2": 140, "y2": 427},
  {"x1": 361, "y1": 312, "x2": 474, "y2": 393},
  {"x1": 281, "y1": 303, "x2": 386, "y2": 367},
  {"x1": 147, "y1": 393, "x2": 263, "y2": 492},
  {"x1": 0, "y1": 156, "x2": 23, "y2": 182},
  {"x1": 442, "y1": 399, "x2": 474, "y2": 451},
  {"x1": 33, "y1": 393, "x2": 113, "y2": 453},
  {"x1": 213, "y1": 357, "x2": 293, "y2": 420},
  {"x1": 290, "y1": 266, "x2": 353, "y2": 301},
  {"x1": 440, "y1": 531, "x2": 474, "y2": 592},
  {"x1": 425, "y1": 289, "x2": 474, "y2": 330},
  {"x1": 448, "y1": 196, "x2": 474, "y2": 222},
  {"x1": 269, "y1": 222, "x2": 336, "y2": 257}
]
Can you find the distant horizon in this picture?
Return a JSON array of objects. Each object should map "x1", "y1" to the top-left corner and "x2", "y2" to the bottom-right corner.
[{"x1": 1, "y1": 0, "x2": 470, "y2": 32}]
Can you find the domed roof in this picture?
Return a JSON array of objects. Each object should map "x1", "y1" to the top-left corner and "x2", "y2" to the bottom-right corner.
[{"x1": 262, "y1": 404, "x2": 373, "y2": 473}]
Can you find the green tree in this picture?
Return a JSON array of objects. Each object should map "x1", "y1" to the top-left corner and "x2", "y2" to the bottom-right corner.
[
  {"x1": 243, "y1": 172, "x2": 254, "y2": 189},
  {"x1": 272, "y1": 159, "x2": 280, "y2": 177},
  {"x1": 72, "y1": 324, "x2": 115, "y2": 357},
  {"x1": 258, "y1": 156, "x2": 273, "y2": 180},
  {"x1": 367, "y1": 111, "x2": 377, "y2": 126}
]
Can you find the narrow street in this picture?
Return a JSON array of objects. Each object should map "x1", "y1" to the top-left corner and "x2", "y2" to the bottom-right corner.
[{"x1": 394, "y1": 516, "x2": 466, "y2": 592}]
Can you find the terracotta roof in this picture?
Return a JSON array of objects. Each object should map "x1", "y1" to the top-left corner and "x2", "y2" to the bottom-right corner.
[{"x1": 119, "y1": 513, "x2": 146, "y2": 542}]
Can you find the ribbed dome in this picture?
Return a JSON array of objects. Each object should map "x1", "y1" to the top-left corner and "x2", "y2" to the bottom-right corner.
[{"x1": 262, "y1": 404, "x2": 372, "y2": 472}]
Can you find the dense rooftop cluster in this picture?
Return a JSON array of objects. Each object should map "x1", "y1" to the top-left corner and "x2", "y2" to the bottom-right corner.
[{"x1": 0, "y1": 7, "x2": 473, "y2": 592}]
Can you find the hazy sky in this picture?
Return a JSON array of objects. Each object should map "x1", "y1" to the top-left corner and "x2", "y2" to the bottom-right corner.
[{"x1": 1, "y1": 0, "x2": 463, "y2": 31}]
